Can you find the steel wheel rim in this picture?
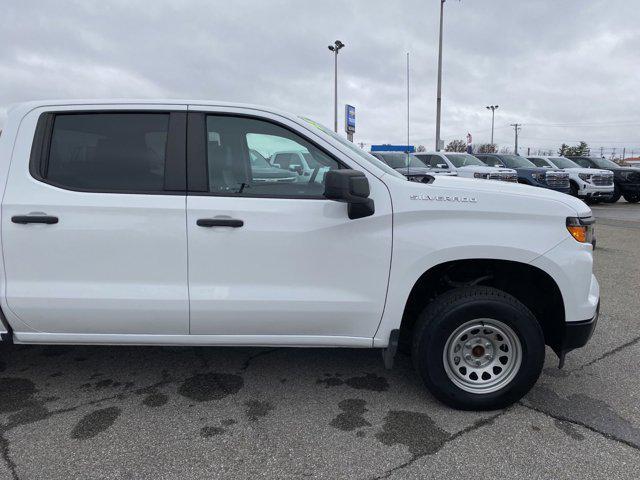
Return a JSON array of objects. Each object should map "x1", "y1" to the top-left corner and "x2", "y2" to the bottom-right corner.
[{"x1": 443, "y1": 318, "x2": 522, "y2": 394}]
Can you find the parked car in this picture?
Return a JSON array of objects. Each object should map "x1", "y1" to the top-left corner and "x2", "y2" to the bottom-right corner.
[
  {"x1": 369, "y1": 151, "x2": 449, "y2": 183},
  {"x1": 269, "y1": 150, "x2": 331, "y2": 184},
  {"x1": 0, "y1": 100, "x2": 599, "y2": 411},
  {"x1": 415, "y1": 152, "x2": 518, "y2": 182},
  {"x1": 249, "y1": 149, "x2": 298, "y2": 183},
  {"x1": 567, "y1": 156, "x2": 640, "y2": 203},
  {"x1": 475, "y1": 154, "x2": 571, "y2": 194},
  {"x1": 527, "y1": 155, "x2": 613, "y2": 203}
]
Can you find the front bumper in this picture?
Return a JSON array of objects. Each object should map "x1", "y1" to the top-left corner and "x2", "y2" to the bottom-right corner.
[
  {"x1": 527, "y1": 178, "x2": 571, "y2": 194},
  {"x1": 578, "y1": 183, "x2": 614, "y2": 199},
  {"x1": 560, "y1": 301, "x2": 599, "y2": 353}
]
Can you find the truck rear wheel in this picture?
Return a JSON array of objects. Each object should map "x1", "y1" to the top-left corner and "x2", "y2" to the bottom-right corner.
[
  {"x1": 412, "y1": 286, "x2": 544, "y2": 411},
  {"x1": 623, "y1": 193, "x2": 640, "y2": 203}
]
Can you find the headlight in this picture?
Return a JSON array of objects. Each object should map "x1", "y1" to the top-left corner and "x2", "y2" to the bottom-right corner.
[
  {"x1": 566, "y1": 217, "x2": 595, "y2": 244},
  {"x1": 578, "y1": 173, "x2": 592, "y2": 181},
  {"x1": 532, "y1": 173, "x2": 546, "y2": 182},
  {"x1": 474, "y1": 173, "x2": 490, "y2": 179}
]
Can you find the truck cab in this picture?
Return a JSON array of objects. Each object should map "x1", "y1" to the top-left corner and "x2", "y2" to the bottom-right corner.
[
  {"x1": 369, "y1": 151, "x2": 445, "y2": 183},
  {"x1": 0, "y1": 100, "x2": 600, "y2": 411}
]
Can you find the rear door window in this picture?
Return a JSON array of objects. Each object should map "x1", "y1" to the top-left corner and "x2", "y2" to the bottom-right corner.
[{"x1": 44, "y1": 113, "x2": 170, "y2": 192}]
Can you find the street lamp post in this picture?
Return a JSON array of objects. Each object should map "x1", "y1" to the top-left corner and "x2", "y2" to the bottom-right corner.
[
  {"x1": 328, "y1": 40, "x2": 345, "y2": 133},
  {"x1": 435, "y1": 0, "x2": 445, "y2": 151},
  {"x1": 485, "y1": 105, "x2": 499, "y2": 145}
]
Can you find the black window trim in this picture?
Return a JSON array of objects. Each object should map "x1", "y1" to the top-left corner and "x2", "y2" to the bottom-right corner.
[
  {"x1": 29, "y1": 110, "x2": 187, "y2": 195},
  {"x1": 186, "y1": 111, "x2": 347, "y2": 200}
]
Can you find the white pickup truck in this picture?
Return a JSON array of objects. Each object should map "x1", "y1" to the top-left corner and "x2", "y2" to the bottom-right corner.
[
  {"x1": 0, "y1": 100, "x2": 600, "y2": 410},
  {"x1": 415, "y1": 151, "x2": 518, "y2": 182}
]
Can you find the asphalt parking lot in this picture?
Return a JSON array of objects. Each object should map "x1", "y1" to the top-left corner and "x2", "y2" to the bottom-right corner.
[{"x1": 0, "y1": 201, "x2": 638, "y2": 480}]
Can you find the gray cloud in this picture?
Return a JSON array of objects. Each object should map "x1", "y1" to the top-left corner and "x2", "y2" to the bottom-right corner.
[{"x1": 1, "y1": 0, "x2": 639, "y2": 156}]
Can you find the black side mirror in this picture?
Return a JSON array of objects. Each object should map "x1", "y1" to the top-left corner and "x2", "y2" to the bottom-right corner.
[{"x1": 324, "y1": 170, "x2": 375, "y2": 219}]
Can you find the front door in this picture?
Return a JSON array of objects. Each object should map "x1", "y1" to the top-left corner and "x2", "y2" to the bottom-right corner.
[
  {"x1": 1, "y1": 106, "x2": 189, "y2": 336},
  {"x1": 186, "y1": 109, "x2": 392, "y2": 341}
]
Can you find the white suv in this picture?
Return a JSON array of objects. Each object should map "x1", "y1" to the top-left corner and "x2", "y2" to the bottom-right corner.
[
  {"x1": 0, "y1": 100, "x2": 600, "y2": 411},
  {"x1": 415, "y1": 152, "x2": 518, "y2": 182},
  {"x1": 528, "y1": 156, "x2": 614, "y2": 202}
]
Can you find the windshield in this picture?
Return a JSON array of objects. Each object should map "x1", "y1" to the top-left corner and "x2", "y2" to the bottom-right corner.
[
  {"x1": 500, "y1": 155, "x2": 537, "y2": 168},
  {"x1": 375, "y1": 153, "x2": 426, "y2": 169},
  {"x1": 445, "y1": 153, "x2": 485, "y2": 167},
  {"x1": 548, "y1": 157, "x2": 580, "y2": 169},
  {"x1": 591, "y1": 157, "x2": 621, "y2": 169},
  {"x1": 300, "y1": 117, "x2": 405, "y2": 179},
  {"x1": 302, "y1": 153, "x2": 321, "y2": 169},
  {"x1": 528, "y1": 157, "x2": 553, "y2": 168}
]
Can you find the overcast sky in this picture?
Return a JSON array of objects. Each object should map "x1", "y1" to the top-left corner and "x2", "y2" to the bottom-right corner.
[{"x1": 1, "y1": 0, "x2": 639, "y2": 156}]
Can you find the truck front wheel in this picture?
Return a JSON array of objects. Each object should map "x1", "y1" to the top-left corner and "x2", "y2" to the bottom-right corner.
[
  {"x1": 623, "y1": 193, "x2": 640, "y2": 203},
  {"x1": 412, "y1": 286, "x2": 544, "y2": 411}
]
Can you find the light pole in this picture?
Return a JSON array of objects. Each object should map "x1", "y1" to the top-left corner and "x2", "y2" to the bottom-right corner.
[
  {"x1": 435, "y1": 0, "x2": 445, "y2": 151},
  {"x1": 328, "y1": 40, "x2": 345, "y2": 133},
  {"x1": 485, "y1": 105, "x2": 499, "y2": 145},
  {"x1": 510, "y1": 123, "x2": 521, "y2": 155}
]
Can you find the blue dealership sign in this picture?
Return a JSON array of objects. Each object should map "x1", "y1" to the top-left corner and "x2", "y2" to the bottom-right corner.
[
  {"x1": 345, "y1": 105, "x2": 356, "y2": 133},
  {"x1": 371, "y1": 144, "x2": 415, "y2": 153}
]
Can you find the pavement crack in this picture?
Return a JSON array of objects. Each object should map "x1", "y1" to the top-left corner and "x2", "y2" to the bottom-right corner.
[
  {"x1": 0, "y1": 433, "x2": 19, "y2": 480},
  {"x1": 370, "y1": 408, "x2": 509, "y2": 479},
  {"x1": 572, "y1": 334, "x2": 640, "y2": 372},
  {"x1": 239, "y1": 348, "x2": 281, "y2": 372},
  {"x1": 519, "y1": 402, "x2": 640, "y2": 452}
]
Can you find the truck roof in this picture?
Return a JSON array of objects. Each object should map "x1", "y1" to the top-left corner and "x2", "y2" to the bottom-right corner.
[{"x1": 6, "y1": 99, "x2": 298, "y2": 123}]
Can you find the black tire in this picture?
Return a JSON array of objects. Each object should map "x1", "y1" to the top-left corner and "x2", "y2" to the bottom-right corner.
[
  {"x1": 605, "y1": 185, "x2": 621, "y2": 203},
  {"x1": 412, "y1": 286, "x2": 544, "y2": 411},
  {"x1": 623, "y1": 193, "x2": 640, "y2": 203},
  {"x1": 569, "y1": 182, "x2": 579, "y2": 197}
]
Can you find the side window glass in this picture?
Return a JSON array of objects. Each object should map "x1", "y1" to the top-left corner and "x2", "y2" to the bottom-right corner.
[
  {"x1": 529, "y1": 158, "x2": 546, "y2": 167},
  {"x1": 575, "y1": 159, "x2": 590, "y2": 168},
  {"x1": 485, "y1": 156, "x2": 503, "y2": 167},
  {"x1": 205, "y1": 116, "x2": 341, "y2": 197},
  {"x1": 45, "y1": 113, "x2": 169, "y2": 192},
  {"x1": 422, "y1": 155, "x2": 437, "y2": 168},
  {"x1": 433, "y1": 156, "x2": 448, "y2": 168}
]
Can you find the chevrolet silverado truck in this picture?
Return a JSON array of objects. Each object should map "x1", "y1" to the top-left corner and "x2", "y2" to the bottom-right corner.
[
  {"x1": 0, "y1": 100, "x2": 600, "y2": 411},
  {"x1": 415, "y1": 152, "x2": 518, "y2": 182},
  {"x1": 475, "y1": 153, "x2": 571, "y2": 194},
  {"x1": 527, "y1": 155, "x2": 614, "y2": 203},
  {"x1": 567, "y1": 156, "x2": 640, "y2": 204}
]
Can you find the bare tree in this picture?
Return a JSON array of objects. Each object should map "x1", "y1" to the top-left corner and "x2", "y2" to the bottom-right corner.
[
  {"x1": 474, "y1": 143, "x2": 497, "y2": 154},
  {"x1": 445, "y1": 139, "x2": 466, "y2": 152}
]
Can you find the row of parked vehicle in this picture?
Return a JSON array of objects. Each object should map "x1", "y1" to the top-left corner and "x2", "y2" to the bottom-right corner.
[{"x1": 368, "y1": 151, "x2": 640, "y2": 204}]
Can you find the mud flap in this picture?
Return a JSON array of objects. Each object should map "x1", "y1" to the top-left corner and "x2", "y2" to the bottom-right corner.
[{"x1": 381, "y1": 329, "x2": 399, "y2": 370}]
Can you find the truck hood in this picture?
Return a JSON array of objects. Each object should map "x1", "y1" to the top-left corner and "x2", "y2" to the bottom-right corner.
[
  {"x1": 425, "y1": 174, "x2": 591, "y2": 216},
  {"x1": 562, "y1": 167, "x2": 612, "y2": 176},
  {"x1": 514, "y1": 167, "x2": 565, "y2": 175},
  {"x1": 459, "y1": 165, "x2": 517, "y2": 174}
]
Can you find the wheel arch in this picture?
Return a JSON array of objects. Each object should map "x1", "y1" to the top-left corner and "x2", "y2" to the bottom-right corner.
[{"x1": 396, "y1": 258, "x2": 566, "y2": 354}]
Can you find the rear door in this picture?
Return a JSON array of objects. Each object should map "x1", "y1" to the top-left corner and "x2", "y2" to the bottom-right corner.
[
  {"x1": 185, "y1": 108, "x2": 392, "y2": 342},
  {"x1": 1, "y1": 105, "x2": 189, "y2": 336}
]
